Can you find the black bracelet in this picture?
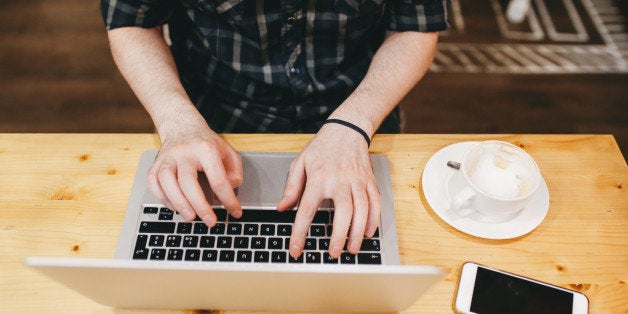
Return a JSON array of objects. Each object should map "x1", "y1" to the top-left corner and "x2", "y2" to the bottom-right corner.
[{"x1": 323, "y1": 119, "x2": 371, "y2": 147}]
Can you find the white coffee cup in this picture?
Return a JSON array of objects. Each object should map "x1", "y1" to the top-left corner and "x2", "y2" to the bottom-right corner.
[{"x1": 450, "y1": 141, "x2": 541, "y2": 221}]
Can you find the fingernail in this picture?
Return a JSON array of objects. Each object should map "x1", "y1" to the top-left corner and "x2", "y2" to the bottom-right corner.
[
  {"x1": 231, "y1": 210, "x2": 242, "y2": 218},
  {"x1": 330, "y1": 245, "x2": 342, "y2": 257},
  {"x1": 290, "y1": 244, "x2": 301, "y2": 257},
  {"x1": 350, "y1": 242, "x2": 361, "y2": 253}
]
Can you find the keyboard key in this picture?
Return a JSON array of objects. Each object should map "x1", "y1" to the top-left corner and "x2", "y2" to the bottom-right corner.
[
  {"x1": 232, "y1": 209, "x2": 296, "y2": 223},
  {"x1": 143, "y1": 206, "x2": 159, "y2": 214},
  {"x1": 149, "y1": 235, "x2": 165, "y2": 247},
  {"x1": 268, "y1": 238, "x2": 283, "y2": 250},
  {"x1": 277, "y1": 225, "x2": 292, "y2": 236},
  {"x1": 318, "y1": 239, "x2": 330, "y2": 251},
  {"x1": 289, "y1": 254, "x2": 304, "y2": 263},
  {"x1": 234, "y1": 237, "x2": 249, "y2": 249},
  {"x1": 313, "y1": 211, "x2": 331, "y2": 224},
  {"x1": 219, "y1": 250, "x2": 235, "y2": 262},
  {"x1": 254, "y1": 251, "x2": 270, "y2": 263},
  {"x1": 210, "y1": 223, "x2": 225, "y2": 235},
  {"x1": 150, "y1": 248, "x2": 166, "y2": 260},
  {"x1": 260, "y1": 224, "x2": 275, "y2": 235},
  {"x1": 230, "y1": 210, "x2": 328, "y2": 225},
  {"x1": 177, "y1": 222, "x2": 193, "y2": 234},
  {"x1": 323, "y1": 253, "x2": 338, "y2": 264},
  {"x1": 309, "y1": 225, "x2": 326, "y2": 237},
  {"x1": 159, "y1": 208, "x2": 174, "y2": 220},
  {"x1": 214, "y1": 208, "x2": 228, "y2": 222},
  {"x1": 357, "y1": 253, "x2": 382, "y2": 265},
  {"x1": 200, "y1": 236, "x2": 216, "y2": 248},
  {"x1": 139, "y1": 221, "x2": 175, "y2": 234},
  {"x1": 135, "y1": 234, "x2": 148, "y2": 250},
  {"x1": 166, "y1": 235, "x2": 182, "y2": 247},
  {"x1": 271, "y1": 251, "x2": 287, "y2": 263},
  {"x1": 251, "y1": 237, "x2": 266, "y2": 249},
  {"x1": 360, "y1": 239, "x2": 380, "y2": 251},
  {"x1": 167, "y1": 249, "x2": 184, "y2": 261},
  {"x1": 133, "y1": 248, "x2": 149, "y2": 260},
  {"x1": 226, "y1": 223, "x2": 242, "y2": 235},
  {"x1": 193, "y1": 222, "x2": 209, "y2": 234},
  {"x1": 236, "y1": 250, "x2": 252, "y2": 262},
  {"x1": 304, "y1": 238, "x2": 316, "y2": 250},
  {"x1": 202, "y1": 250, "x2": 218, "y2": 261},
  {"x1": 243, "y1": 224, "x2": 259, "y2": 235},
  {"x1": 217, "y1": 236, "x2": 232, "y2": 248},
  {"x1": 340, "y1": 253, "x2": 356, "y2": 264},
  {"x1": 305, "y1": 252, "x2": 321, "y2": 263},
  {"x1": 185, "y1": 249, "x2": 201, "y2": 261},
  {"x1": 182, "y1": 235, "x2": 198, "y2": 247}
]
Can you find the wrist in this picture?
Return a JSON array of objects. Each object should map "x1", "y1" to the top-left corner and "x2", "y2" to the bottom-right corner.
[
  {"x1": 152, "y1": 103, "x2": 210, "y2": 143},
  {"x1": 322, "y1": 119, "x2": 371, "y2": 147}
]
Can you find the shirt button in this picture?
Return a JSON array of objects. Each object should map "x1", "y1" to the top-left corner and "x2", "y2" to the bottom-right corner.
[{"x1": 290, "y1": 67, "x2": 300, "y2": 75}]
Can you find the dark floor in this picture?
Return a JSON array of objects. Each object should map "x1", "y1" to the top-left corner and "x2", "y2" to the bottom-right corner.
[{"x1": 1, "y1": 0, "x2": 626, "y2": 158}]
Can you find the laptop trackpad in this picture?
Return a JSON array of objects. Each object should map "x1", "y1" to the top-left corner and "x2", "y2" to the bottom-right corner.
[
  {"x1": 141, "y1": 152, "x2": 296, "y2": 208},
  {"x1": 227, "y1": 153, "x2": 294, "y2": 207}
]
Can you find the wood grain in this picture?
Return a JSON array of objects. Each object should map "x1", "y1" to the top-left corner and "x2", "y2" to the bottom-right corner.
[{"x1": 0, "y1": 133, "x2": 626, "y2": 313}]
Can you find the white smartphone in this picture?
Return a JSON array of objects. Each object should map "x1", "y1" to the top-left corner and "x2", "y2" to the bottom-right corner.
[{"x1": 454, "y1": 262, "x2": 589, "y2": 314}]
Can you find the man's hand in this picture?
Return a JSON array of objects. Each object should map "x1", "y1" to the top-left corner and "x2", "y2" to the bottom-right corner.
[
  {"x1": 275, "y1": 31, "x2": 439, "y2": 259},
  {"x1": 107, "y1": 27, "x2": 244, "y2": 227},
  {"x1": 147, "y1": 123, "x2": 243, "y2": 227},
  {"x1": 277, "y1": 124, "x2": 381, "y2": 259}
]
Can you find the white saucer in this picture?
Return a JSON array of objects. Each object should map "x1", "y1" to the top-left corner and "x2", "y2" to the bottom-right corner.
[{"x1": 421, "y1": 142, "x2": 550, "y2": 240}]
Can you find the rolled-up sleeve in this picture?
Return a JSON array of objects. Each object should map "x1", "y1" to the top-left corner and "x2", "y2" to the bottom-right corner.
[
  {"x1": 386, "y1": 0, "x2": 450, "y2": 32},
  {"x1": 101, "y1": 0, "x2": 173, "y2": 30}
]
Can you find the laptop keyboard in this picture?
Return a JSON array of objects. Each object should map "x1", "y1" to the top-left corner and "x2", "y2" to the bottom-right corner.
[{"x1": 132, "y1": 206, "x2": 383, "y2": 264}]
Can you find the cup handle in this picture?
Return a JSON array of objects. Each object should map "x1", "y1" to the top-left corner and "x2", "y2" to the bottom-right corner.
[{"x1": 451, "y1": 186, "x2": 476, "y2": 217}]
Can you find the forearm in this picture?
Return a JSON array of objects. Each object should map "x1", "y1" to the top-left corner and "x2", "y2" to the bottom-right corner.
[
  {"x1": 329, "y1": 31, "x2": 439, "y2": 136},
  {"x1": 107, "y1": 27, "x2": 206, "y2": 141},
  {"x1": 108, "y1": 27, "x2": 243, "y2": 222}
]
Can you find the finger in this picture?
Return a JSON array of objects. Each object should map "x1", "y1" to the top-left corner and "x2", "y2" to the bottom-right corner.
[
  {"x1": 156, "y1": 163, "x2": 195, "y2": 219},
  {"x1": 177, "y1": 163, "x2": 216, "y2": 225},
  {"x1": 200, "y1": 154, "x2": 242, "y2": 218},
  {"x1": 329, "y1": 190, "x2": 352, "y2": 259},
  {"x1": 289, "y1": 185, "x2": 323, "y2": 258},
  {"x1": 346, "y1": 187, "x2": 368, "y2": 254},
  {"x1": 277, "y1": 158, "x2": 306, "y2": 211},
  {"x1": 364, "y1": 180, "x2": 381, "y2": 237},
  {"x1": 223, "y1": 150, "x2": 243, "y2": 188},
  {"x1": 147, "y1": 164, "x2": 171, "y2": 208}
]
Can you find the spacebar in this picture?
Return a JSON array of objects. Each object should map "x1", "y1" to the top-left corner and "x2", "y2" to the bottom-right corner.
[{"x1": 234, "y1": 209, "x2": 330, "y2": 224}]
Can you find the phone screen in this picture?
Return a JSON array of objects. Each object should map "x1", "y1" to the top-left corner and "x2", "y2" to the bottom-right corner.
[{"x1": 470, "y1": 266, "x2": 573, "y2": 314}]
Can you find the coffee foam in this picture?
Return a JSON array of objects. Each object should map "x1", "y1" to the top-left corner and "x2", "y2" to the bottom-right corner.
[{"x1": 466, "y1": 144, "x2": 536, "y2": 199}]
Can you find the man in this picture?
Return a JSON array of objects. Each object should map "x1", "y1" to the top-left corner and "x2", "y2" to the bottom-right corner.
[{"x1": 101, "y1": 0, "x2": 449, "y2": 260}]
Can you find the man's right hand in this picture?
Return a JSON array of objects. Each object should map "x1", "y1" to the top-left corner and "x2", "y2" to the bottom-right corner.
[
  {"x1": 107, "y1": 26, "x2": 243, "y2": 226},
  {"x1": 147, "y1": 123, "x2": 243, "y2": 227}
]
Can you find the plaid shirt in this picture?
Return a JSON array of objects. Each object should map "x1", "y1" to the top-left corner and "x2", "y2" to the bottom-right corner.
[{"x1": 102, "y1": 0, "x2": 449, "y2": 133}]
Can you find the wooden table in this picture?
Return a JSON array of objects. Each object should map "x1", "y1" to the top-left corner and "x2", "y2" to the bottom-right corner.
[{"x1": 1, "y1": 133, "x2": 626, "y2": 313}]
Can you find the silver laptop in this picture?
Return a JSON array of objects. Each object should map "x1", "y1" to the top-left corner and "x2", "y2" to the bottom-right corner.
[{"x1": 26, "y1": 150, "x2": 443, "y2": 312}]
